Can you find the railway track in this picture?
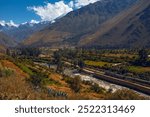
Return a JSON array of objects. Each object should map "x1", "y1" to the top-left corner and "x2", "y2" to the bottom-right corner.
[
  {"x1": 83, "y1": 68, "x2": 150, "y2": 95},
  {"x1": 39, "y1": 60, "x2": 150, "y2": 95}
]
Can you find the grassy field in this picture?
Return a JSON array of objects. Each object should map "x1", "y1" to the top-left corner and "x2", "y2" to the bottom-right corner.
[
  {"x1": 16, "y1": 63, "x2": 34, "y2": 75},
  {"x1": 127, "y1": 66, "x2": 150, "y2": 73},
  {"x1": 102, "y1": 53, "x2": 137, "y2": 58},
  {"x1": 84, "y1": 60, "x2": 112, "y2": 67},
  {"x1": 85, "y1": 60, "x2": 150, "y2": 73}
]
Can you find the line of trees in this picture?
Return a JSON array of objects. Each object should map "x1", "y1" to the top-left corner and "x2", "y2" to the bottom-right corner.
[
  {"x1": 6, "y1": 48, "x2": 41, "y2": 57},
  {"x1": 133, "y1": 49, "x2": 150, "y2": 66}
]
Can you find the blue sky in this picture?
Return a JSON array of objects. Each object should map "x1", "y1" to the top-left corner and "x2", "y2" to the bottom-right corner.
[
  {"x1": 0, "y1": 0, "x2": 99, "y2": 24},
  {"x1": 0, "y1": 0, "x2": 64, "y2": 23}
]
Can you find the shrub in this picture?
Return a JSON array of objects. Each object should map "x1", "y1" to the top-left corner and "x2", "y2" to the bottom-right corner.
[
  {"x1": 0, "y1": 69, "x2": 2, "y2": 77},
  {"x1": 30, "y1": 74, "x2": 42, "y2": 86},
  {"x1": 69, "y1": 76, "x2": 81, "y2": 93},
  {"x1": 82, "y1": 80, "x2": 93, "y2": 85},
  {"x1": 0, "y1": 68, "x2": 14, "y2": 77},
  {"x1": 90, "y1": 83, "x2": 104, "y2": 93},
  {"x1": 106, "y1": 89, "x2": 146, "y2": 100},
  {"x1": 29, "y1": 71, "x2": 49, "y2": 87}
]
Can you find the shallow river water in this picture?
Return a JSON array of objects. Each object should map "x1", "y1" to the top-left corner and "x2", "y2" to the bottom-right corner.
[{"x1": 34, "y1": 62, "x2": 150, "y2": 97}]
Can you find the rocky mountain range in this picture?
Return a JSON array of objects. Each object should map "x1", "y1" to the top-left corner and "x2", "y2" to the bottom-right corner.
[
  {"x1": 1, "y1": 0, "x2": 149, "y2": 49},
  {"x1": 0, "y1": 21, "x2": 50, "y2": 42},
  {"x1": 0, "y1": 32, "x2": 16, "y2": 48},
  {"x1": 23, "y1": 0, "x2": 146, "y2": 49}
]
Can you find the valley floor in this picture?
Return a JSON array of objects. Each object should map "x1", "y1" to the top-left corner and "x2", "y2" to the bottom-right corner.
[{"x1": 0, "y1": 52, "x2": 148, "y2": 100}]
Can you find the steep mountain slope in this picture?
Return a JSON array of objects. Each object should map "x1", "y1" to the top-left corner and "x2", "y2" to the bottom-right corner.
[
  {"x1": 80, "y1": 0, "x2": 150, "y2": 48},
  {"x1": 23, "y1": 0, "x2": 138, "y2": 47},
  {"x1": 0, "y1": 32, "x2": 16, "y2": 47},
  {"x1": 0, "y1": 21, "x2": 50, "y2": 42},
  {"x1": 0, "y1": 24, "x2": 16, "y2": 32}
]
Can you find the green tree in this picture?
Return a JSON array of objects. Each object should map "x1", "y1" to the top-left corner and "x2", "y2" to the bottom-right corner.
[
  {"x1": 139, "y1": 49, "x2": 148, "y2": 64},
  {"x1": 53, "y1": 51, "x2": 62, "y2": 64},
  {"x1": 69, "y1": 76, "x2": 81, "y2": 93},
  {"x1": 135, "y1": 49, "x2": 148, "y2": 66},
  {"x1": 19, "y1": 48, "x2": 40, "y2": 57},
  {"x1": 56, "y1": 61, "x2": 64, "y2": 74},
  {"x1": 78, "y1": 59, "x2": 85, "y2": 69},
  {"x1": 6, "y1": 48, "x2": 11, "y2": 56}
]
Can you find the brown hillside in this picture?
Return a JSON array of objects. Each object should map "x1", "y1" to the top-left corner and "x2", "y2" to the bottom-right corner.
[
  {"x1": 0, "y1": 59, "x2": 52, "y2": 99},
  {"x1": 23, "y1": 0, "x2": 139, "y2": 48},
  {"x1": 80, "y1": 0, "x2": 150, "y2": 48},
  {"x1": 0, "y1": 32, "x2": 16, "y2": 47}
]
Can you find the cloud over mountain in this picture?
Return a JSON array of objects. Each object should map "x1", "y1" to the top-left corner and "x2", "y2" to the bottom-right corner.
[
  {"x1": 28, "y1": 1, "x2": 73, "y2": 21},
  {"x1": 28, "y1": 0, "x2": 100, "y2": 21},
  {"x1": 73, "y1": 0, "x2": 100, "y2": 8}
]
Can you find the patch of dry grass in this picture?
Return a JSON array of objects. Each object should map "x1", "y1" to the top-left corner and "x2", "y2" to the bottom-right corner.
[{"x1": 0, "y1": 60, "x2": 52, "y2": 100}]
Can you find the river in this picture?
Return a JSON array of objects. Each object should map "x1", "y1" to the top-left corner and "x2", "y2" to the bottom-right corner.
[{"x1": 34, "y1": 62, "x2": 150, "y2": 97}]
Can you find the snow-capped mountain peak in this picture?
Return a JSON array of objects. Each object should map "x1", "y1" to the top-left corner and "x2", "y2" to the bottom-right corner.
[
  {"x1": 0, "y1": 20, "x2": 51, "y2": 42},
  {"x1": 0, "y1": 21, "x2": 5, "y2": 26},
  {"x1": 21, "y1": 20, "x2": 40, "y2": 26},
  {"x1": 20, "y1": 20, "x2": 53, "y2": 27},
  {"x1": 30, "y1": 20, "x2": 39, "y2": 24},
  {"x1": 0, "y1": 20, "x2": 18, "y2": 27}
]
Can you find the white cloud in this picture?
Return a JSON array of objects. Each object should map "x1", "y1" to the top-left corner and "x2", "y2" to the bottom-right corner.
[
  {"x1": 0, "y1": 0, "x2": 101, "y2": 26},
  {"x1": 28, "y1": 1, "x2": 73, "y2": 22},
  {"x1": 68, "y1": 1, "x2": 74, "y2": 8},
  {"x1": 28, "y1": 0, "x2": 100, "y2": 22},
  {"x1": 73, "y1": 0, "x2": 100, "y2": 9},
  {"x1": 0, "y1": 20, "x2": 18, "y2": 27}
]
